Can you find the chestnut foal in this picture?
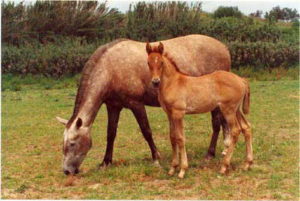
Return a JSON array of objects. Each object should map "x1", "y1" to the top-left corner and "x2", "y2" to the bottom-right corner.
[{"x1": 146, "y1": 42, "x2": 253, "y2": 178}]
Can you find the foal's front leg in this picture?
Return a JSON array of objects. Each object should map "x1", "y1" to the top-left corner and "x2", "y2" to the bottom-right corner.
[
  {"x1": 168, "y1": 117, "x2": 179, "y2": 176},
  {"x1": 169, "y1": 110, "x2": 188, "y2": 178}
]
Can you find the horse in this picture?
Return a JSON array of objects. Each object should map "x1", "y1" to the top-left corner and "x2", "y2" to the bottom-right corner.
[
  {"x1": 146, "y1": 42, "x2": 253, "y2": 178},
  {"x1": 56, "y1": 34, "x2": 231, "y2": 175}
]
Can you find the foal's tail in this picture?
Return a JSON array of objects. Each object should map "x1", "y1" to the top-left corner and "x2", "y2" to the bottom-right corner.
[{"x1": 242, "y1": 78, "x2": 250, "y2": 115}]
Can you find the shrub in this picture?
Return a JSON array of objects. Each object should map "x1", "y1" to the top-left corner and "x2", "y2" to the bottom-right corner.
[
  {"x1": 1, "y1": 1, "x2": 126, "y2": 45},
  {"x1": 199, "y1": 17, "x2": 282, "y2": 42},
  {"x1": 2, "y1": 38, "x2": 100, "y2": 77},
  {"x1": 126, "y1": 1, "x2": 202, "y2": 41},
  {"x1": 228, "y1": 41, "x2": 299, "y2": 68},
  {"x1": 213, "y1": 6, "x2": 243, "y2": 18}
]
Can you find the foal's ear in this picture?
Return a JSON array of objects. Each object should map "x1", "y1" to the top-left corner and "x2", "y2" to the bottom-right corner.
[
  {"x1": 158, "y1": 42, "x2": 164, "y2": 54},
  {"x1": 56, "y1": 116, "x2": 68, "y2": 126},
  {"x1": 146, "y1": 42, "x2": 152, "y2": 54}
]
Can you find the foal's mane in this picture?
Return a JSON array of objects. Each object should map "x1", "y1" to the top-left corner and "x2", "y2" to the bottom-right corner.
[
  {"x1": 163, "y1": 53, "x2": 191, "y2": 76},
  {"x1": 67, "y1": 38, "x2": 128, "y2": 128}
]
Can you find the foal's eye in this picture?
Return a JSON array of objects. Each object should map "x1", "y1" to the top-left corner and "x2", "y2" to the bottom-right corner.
[{"x1": 70, "y1": 142, "x2": 76, "y2": 147}]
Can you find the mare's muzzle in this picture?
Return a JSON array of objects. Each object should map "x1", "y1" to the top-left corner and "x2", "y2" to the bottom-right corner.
[
  {"x1": 63, "y1": 167, "x2": 79, "y2": 175},
  {"x1": 152, "y1": 78, "x2": 160, "y2": 87}
]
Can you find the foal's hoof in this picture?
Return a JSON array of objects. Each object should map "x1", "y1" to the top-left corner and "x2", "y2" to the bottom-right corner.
[
  {"x1": 168, "y1": 168, "x2": 176, "y2": 176},
  {"x1": 243, "y1": 161, "x2": 253, "y2": 171},
  {"x1": 178, "y1": 170, "x2": 185, "y2": 179},
  {"x1": 221, "y1": 149, "x2": 228, "y2": 156},
  {"x1": 219, "y1": 166, "x2": 228, "y2": 174}
]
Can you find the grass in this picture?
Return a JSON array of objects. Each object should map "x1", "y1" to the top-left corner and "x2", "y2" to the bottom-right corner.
[{"x1": 1, "y1": 72, "x2": 299, "y2": 199}]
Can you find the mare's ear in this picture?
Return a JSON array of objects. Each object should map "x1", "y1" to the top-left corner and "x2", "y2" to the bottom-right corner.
[
  {"x1": 146, "y1": 42, "x2": 152, "y2": 54},
  {"x1": 158, "y1": 42, "x2": 164, "y2": 54},
  {"x1": 56, "y1": 116, "x2": 68, "y2": 125},
  {"x1": 76, "y1": 118, "x2": 83, "y2": 129}
]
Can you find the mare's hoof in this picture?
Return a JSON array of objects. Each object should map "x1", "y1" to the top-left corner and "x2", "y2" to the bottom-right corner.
[
  {"x1": 153, "y1": 160, "x2": 161, "y2": 168},
  {"x1": 204, "y1": 153, "x2": 215, "y2": 161},
  {"x1": 98, "y1": 161, "x2": 112, "y2": 170}
]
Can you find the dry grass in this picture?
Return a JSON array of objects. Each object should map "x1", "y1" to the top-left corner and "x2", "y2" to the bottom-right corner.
[{"x1": 1, "y1": 79, "x2": 299, "y2": 199}]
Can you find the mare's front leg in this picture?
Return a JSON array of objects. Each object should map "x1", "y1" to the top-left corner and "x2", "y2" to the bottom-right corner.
[
  {"x1": 130, "y1": 103, "x2": 161, "y2": 165},
  {"x1": 100, "y1": 104, "x2": 122, "y2": 167},
  {"x1": 169, "y1": 109, "x2": 188, "y2": 178}
]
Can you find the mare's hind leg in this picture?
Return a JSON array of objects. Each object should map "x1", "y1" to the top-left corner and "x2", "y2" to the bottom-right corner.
[
  {"x1": 219, "y1": 108, "x2": 241, "y2": 174},
  {"x1": 205, "y1": 108, "x2": 221, "y2": 160},
  {"x1": 100, "y1": 104, "x2": 122, "y2": 167},
  {"x1": 237, "y1": 111, "x2": 253, "y2": 170},
  {"x1": 206, "y1": 108, "x2": 229, "y2": 160},
  {"x1": 130, "y1": 103, "x2": 161, "y2": 165}
]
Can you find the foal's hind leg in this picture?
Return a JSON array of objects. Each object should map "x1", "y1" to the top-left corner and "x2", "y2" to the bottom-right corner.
[
  {"x1": 219, "y1": 108, "x2": 241, "y2": 174},
  {"x1": 237, "y1": 111, "x2": 253, "y2": 170}
]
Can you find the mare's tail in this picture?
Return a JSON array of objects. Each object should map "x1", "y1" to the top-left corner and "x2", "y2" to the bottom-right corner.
[{"x1": 242, "y1": 78, "x2": 250, "y2": 115}]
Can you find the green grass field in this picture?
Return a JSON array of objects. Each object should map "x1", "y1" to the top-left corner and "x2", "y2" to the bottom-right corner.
[{"x1": 1, "y1": 76, "x2": 299, "y2": 199}]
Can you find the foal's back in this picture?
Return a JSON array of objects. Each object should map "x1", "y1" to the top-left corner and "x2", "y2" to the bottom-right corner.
[{"x1": 176, "y1": 71, "x2": 247, "y2": 114}]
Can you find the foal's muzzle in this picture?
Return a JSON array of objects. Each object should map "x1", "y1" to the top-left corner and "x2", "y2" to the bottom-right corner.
[{"x1": 152, "y1": 78, "x2": 160, "y2": 87}]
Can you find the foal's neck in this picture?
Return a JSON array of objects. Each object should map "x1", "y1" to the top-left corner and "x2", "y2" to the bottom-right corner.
[{"x1": 161, "y1": 56, "x2": 181, "y2": 79}]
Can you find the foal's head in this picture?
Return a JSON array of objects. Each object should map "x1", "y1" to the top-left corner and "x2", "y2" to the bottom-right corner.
[
  {"x1": 146, "y1": 42, "x2": 164, "y2": 88},
  {"x1": 56, "y1": 116, "x2": 92, "y2": 175}
]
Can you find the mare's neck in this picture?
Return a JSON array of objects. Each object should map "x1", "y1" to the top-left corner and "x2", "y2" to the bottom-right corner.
[{"x1": 70, "y1": 70, "x2": 110, "y2": 128}]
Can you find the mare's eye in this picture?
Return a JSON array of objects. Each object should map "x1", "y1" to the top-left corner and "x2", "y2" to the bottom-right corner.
[{"x1": 70, "y1": 142, "x2": 76, "y2": 147}]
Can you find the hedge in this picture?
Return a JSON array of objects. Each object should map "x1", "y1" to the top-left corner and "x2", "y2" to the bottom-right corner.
[{"x1": 2, "y1": 39, "x2": 298, "y2": 77}]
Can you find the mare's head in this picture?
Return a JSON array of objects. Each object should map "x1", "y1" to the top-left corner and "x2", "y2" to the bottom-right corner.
[
  {"x1": 56, "y1": 116, "x2": 92, "y2": 175},
  {"x1": 146, "y1": 42, "x2": 164, "y2": 88}
]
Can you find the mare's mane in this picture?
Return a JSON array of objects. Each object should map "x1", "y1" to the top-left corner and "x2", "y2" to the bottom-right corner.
[{"x1": 67, "y1": 38, "x2": 128, "y2": 128}]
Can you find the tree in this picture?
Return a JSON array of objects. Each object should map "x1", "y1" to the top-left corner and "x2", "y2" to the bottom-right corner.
[
  {"x1": 265, "y1": 6, "x2": 299, "y2": 22},
  {"x1": 213, "y1": 6, "x2": 243, "y2": 18},
  {"x1": 250, "y1": 10, "x2": 263, "y2": 18}
]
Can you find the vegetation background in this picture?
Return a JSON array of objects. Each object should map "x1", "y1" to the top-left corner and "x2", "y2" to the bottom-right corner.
[
  {"x1": 2, "y1": 1, "x2": 299, "y2": 78},
  {"x1": 1, "y1": 1, "x2": 299, "y2": 200}
]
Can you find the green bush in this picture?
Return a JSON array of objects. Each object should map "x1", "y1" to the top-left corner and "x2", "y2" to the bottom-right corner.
[
  {"x1": 213, "y1": 6, "x2": 243, "y2": 18},
  {"x1": 126, "y1": 1, "x2": 202, "y2": 41},
  {"x1": 1, "y1": 1, "x2": 298, "y2": 76},
  {"x1": 228, "y1": 41, "x2": 299, "y2": 68},
  {"x1": 2, "y1": 38, "x2": 100, "y2": 77},
  {"x1": 199, "y1": 17, "x2": 281, "y2": 42},
  {"x1": 2, "y1": 1, "x2": 125, "y2": 45}
]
